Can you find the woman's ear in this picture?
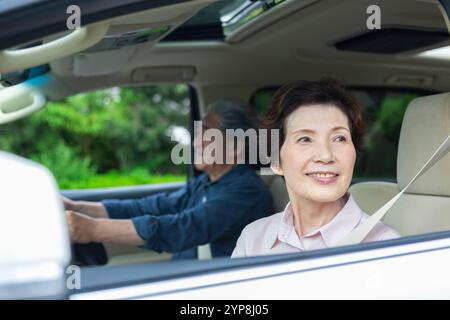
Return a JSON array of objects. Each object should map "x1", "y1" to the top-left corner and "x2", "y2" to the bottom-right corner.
[{"x1": 270, "y1": 162, "x2": 283, "y2": 176}]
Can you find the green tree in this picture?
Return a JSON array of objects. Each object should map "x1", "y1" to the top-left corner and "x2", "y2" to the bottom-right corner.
[{"x1": 0, "y1": 84, "x2": 189, "y2": 189}]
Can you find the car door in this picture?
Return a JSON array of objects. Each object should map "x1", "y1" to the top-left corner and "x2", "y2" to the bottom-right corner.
[{"x1": 68, "y1": 232, "x2": 450, "y2": 300}]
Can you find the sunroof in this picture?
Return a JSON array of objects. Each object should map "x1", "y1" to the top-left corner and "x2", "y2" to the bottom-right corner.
[
  {"x1": 417, "y1": 45, "x2": 450, "y2": 60},
  {"x1": 162, "y1": 0, "x2": 287, "y2": 42}
]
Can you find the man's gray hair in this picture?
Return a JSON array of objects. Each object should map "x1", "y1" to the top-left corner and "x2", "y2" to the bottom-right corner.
[
  {"x1": 207, "y1": 99, "x2": 258, "y2": 132},
  {"x1": 207, "y1": 99, "x2": 260, "y2": 166}
]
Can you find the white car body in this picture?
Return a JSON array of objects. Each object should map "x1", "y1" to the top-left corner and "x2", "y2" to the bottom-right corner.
[{"x1": 69, "y1": 235, "x2": 450, "y2": 300}]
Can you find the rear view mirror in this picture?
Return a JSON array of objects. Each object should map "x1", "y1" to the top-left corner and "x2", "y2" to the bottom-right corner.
[{"x1": 0, "y1": 151, "x2": 70, "y2": 299}]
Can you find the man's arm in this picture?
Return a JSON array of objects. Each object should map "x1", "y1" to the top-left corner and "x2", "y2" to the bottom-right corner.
[
  {"x1": 63, "y1": 180, "x2": 192, "y2": 220},
  {"x1": 63, "y1": 196, "x2": 109, "y2": 219},
  {"x1": 101, "y1": 181, "x2": 192, "y2": 219},
  {"x1": 63, "y1": 182, "x2": 193, "y2": 245},
  {"x1": 130, "y1": 183, "x2": 272, "y2": 253},
  {"x1": 66, "y1": 184, "x2": 263, "y2": 250},
  {"x1": 66, "y1": 210, "x2": 145, "y2": 246}
]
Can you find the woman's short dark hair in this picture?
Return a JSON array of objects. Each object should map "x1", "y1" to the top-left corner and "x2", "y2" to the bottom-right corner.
[{"x1": 262, "y1": 78, "x2": 367, "y2": 155}]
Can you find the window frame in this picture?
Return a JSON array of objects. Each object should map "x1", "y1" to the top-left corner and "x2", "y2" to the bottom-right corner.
[
  {"x1": 70, "y1": 229, "x2": 450, "y2": 299},
  {"x1": 66, "y1": 85, "x2": 450, "y2": 298}
]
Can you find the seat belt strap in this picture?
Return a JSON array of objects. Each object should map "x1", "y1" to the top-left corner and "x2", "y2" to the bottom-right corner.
[{"x1": 337, "y1": 133, "x2": 450, "y2": 246}]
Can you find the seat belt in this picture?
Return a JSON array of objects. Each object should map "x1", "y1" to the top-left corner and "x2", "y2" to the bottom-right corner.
[{"x1": 337, "y1": 133, "x2": 450, "y2": 246}]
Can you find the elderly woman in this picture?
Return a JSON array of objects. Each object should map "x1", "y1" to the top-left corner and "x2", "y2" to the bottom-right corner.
[{"x1": 232, "y1": 79, "x2": 400, "y2": 258}]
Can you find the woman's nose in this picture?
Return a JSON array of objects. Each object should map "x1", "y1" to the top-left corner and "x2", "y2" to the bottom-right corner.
[{"x1": 313, "y1": 142, "x2": 335, "y2": 163}]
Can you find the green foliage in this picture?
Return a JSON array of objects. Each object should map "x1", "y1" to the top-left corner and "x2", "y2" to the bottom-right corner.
[
  {"x1": 251, "y1": 89, "x2": 274, "y2": 117},
  {"x1": 30, "y1": 139, "x2": 96, "y2": 184},
  {"x1": 375, "y1": 93, "x2": 416, "y2": 141},
  {"x1": 355, "y1": 92, "x2": 419, "y2": 178},
  {"x1": 0, "y1": 85, "x2": 190, "y2": 189},
  {"x1": 58, "y1": 169, "x2": 185, "y2": 190}
]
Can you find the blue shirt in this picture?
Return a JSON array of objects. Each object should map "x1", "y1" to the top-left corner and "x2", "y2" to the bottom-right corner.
[{"x1": 102, "y1": 165, "x2": 274, "y2": 260}]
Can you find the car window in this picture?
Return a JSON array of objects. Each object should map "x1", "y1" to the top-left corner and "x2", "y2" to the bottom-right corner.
[
  {"x1": 0, "y1": 84, "x2": 191, "y2": 189},
  {"x1": 251, "y1": 87, "x2": 434, "y2": 182}
]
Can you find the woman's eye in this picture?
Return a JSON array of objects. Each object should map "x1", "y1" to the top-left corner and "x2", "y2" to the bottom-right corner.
[
  {"x1": 334, "y1": 135, "x2": 347, "y2": 142},
  {"x1": 297, "y1": 136, "x2": 311, "y2": 143}
]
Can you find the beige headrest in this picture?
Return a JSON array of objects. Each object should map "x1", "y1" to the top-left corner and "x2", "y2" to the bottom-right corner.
[{"x1": 397, "y1": 93, "x2": 450, "y2": 196}]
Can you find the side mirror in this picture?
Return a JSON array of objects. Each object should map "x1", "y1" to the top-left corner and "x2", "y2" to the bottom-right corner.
[{"x1": 0, "y1": 151, "x2": 70, "y2": 299}]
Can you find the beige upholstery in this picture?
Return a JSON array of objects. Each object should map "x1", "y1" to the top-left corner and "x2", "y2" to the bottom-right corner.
[
  {"x1": 397, "y1": 94, "x2": 450, "y2": 196},
  {"x1": 349, "y1": 182, "x2": 398, "y2": 215},
  {"x1": 260, "y1": 174, "x2": 289, "y2": 213},
  {"x1": 104, "y1": 243, "x2": 171, "y2": 265},
  {"x1": 351, "y1": 93, "x2": 450, "y2": 237},
  {"x1": 384, "y1": 195, "x2": 450, "y2": 236},
  {"x1": 269, "y1": 176, "x2": 290, "y2": 213},
  {"x1": 107, "y1": 250, "x2": 172, "y2": 265}
]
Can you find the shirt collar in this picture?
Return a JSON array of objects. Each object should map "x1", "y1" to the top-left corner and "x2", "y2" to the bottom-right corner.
[
  {"x1": 317, "y1": 193, "x2": 363, "y2": 247},
  {"x1": 262, "y1": 201, "x2": 292, "y2": 250},
  {"x1": 268, "y1": 192, "x2": 363, "y2": 249}
]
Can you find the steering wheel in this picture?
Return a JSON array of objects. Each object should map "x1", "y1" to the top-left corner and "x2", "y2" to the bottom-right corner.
[{"x1": 71, "y1": 242, "x2": 108, "y2": 266}]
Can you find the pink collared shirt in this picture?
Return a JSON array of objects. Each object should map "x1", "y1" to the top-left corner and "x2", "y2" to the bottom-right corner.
[{"x1": 231, "y1": 193, "x2": 401, "y2": 258}]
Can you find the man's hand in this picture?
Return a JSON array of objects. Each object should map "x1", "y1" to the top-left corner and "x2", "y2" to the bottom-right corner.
[
  {"x1": 66, "y1": 211, "x2": 145, "y2": 246},
  {"x1": 61, "y1": 196, "x2": 109, "y2": 219},
  {"x1": 66, "y1": 210, "x2": 98, "y2": 243}
]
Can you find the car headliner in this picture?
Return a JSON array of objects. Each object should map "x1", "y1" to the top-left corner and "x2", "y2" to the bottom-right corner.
[{"x1": 4, "y1": 0, "x2": 450, "y2": 105}]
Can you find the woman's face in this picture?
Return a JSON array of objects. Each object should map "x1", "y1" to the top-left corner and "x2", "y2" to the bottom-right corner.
[{"x1": 275, "y1": 104, "x2": 356, "y2": 203}]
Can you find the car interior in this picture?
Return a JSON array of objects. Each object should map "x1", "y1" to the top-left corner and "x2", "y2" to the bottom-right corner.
[
  {"x1": 1, "y1": 0, "x2": 450, "y2": 267},
  {"x1": 350, "y1": 93, "x2": 450, "y2": 237}
]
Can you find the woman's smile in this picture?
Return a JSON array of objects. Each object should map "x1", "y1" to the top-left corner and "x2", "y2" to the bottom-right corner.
[{"x1": 306, "y1": 171, "x2": 340, "y2": 185}]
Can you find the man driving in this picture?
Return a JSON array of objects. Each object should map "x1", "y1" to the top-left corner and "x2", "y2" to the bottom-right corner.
[{"x1": 64, "y1": 99, "x2": 274, "y2": 259}]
